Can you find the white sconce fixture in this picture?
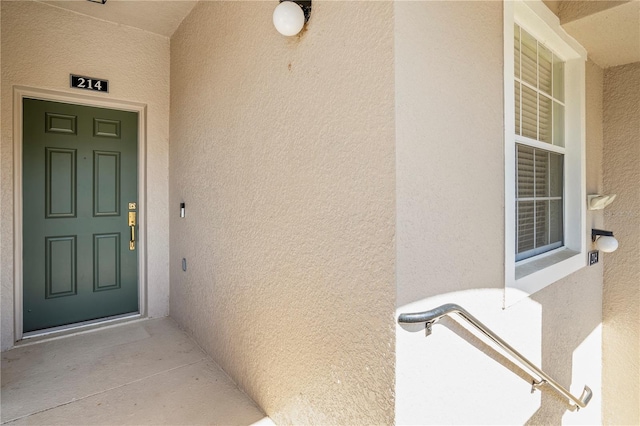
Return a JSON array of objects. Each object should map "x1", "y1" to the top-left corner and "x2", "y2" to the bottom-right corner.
[
  {"x1": 588, "y1": 194, "x2": 616, "y2": 210},
  {"x1": 273, "y1": 0, "x2": 311, "y2": 36},
  {"x1": 592, "y1": 229, "x2": 619, "y2": 253}
]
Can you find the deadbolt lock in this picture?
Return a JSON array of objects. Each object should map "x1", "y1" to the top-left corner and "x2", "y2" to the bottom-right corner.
[{"x1": 128, "y1": 202, "x2": 137, "y2": 210}]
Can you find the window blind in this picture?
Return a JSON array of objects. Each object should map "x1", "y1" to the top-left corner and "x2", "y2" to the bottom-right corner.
[
  {"x1": 516, "y1": 145, "x2": 564, "y2": 259},
  {"x1": 514, "y1": 25, "x2": 565, "y2": 146},
  {"x1": 514, "y1": 24, "x2": 566, "y2": 261}
]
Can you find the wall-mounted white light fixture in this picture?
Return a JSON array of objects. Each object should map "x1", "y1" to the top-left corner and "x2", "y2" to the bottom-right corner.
[
  {"x1": 592, "y1": 229, "x2": 619, "y2": 253},
  {"x1": 588, "y1": 194, "x2": 616, "y2": 210},
  {"x1": 273, "y1": 0, "x2": 311, "y2": 36}
]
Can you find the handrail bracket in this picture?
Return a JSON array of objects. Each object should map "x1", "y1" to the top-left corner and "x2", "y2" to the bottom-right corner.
[
  {"x1": 531, "y1": 379, "x2": 546, "y2": 394},
  {"x1": 425, "y1": 321, "x2": 434, "y2": 337}
]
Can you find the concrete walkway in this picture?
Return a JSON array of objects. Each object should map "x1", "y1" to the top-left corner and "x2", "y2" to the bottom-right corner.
[{"x1": 1, "y1": 318, "x2": 270, "y2": 425}]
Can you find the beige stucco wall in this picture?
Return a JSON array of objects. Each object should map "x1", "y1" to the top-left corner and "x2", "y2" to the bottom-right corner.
[
  {"x1": 602, "y1": 61, "x2": 640, "y2": 425},
  {"x1": 556, "y1": 0, "x2": 631, "y2": 24},
  {"x1": 169, "y1": 1, "x2": 395, "y2": 424},
  {"x1": 395, "y1": 2, "x2": 603, "y2": 423},
  {"x1": 1, "y1": 1, "x2": 171, "y2": 351}
]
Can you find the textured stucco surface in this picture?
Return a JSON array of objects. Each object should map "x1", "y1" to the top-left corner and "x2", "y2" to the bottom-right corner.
[
  {"x1": 41, "y1": 0, "x2": 197, "y2": 37},
  {"x1": 557, "y1": 0, "x2": 631, "y2": 24},
  {"x1": 561, "y1": 1, "x2": 640, "y2": 68},
  {"x1": 602, "y1": 61, "x2": 640, "y2": 425},
  {"x1": 1, "y1": 1, "x2": 171, "y2": 351},
  {"x1": 169, "y1": 2, "x2": 395, "y2": 424},
  {"x1": 395, "y1": 2, "x2": 603, "y2": 423}
]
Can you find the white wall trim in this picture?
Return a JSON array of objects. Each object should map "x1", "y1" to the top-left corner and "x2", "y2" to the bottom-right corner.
[
  {"x1": 504, "y1": 0, "x2": 587, "y2": 307},
  {"x1": 504, "y1": 1, "x2": 517, "y2": 307},
  {"x1": 12, "y1": 86, "x2": 148, "y2": 342},
  {"x1": 513, "y1": 1, "x2": 586, "y2": 61}
]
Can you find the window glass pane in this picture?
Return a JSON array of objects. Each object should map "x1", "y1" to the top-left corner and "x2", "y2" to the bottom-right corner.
[
  {"x1": 539, "y1": 94, "x2": 552, "y2": 143},
  {"x1": 521, "y1": 29, "x2": 537, "y2": 87},
  {"x1": 539, "y1": 45, "x2": 552, "y2": 96},
  {"x1": 550, "y1": 153, "x2": 563, "y2": 197},
  {"x1": 514, "y1": 24, "x2": 521, "y2": 79},
  {"x1": 518, "y1": 201, "x2": 535, "y2": 253},
  {"x1": 550, "y1": 200, "x2": 563, "y2": 245},
  {"x1": 535, "y1": 150, "x2": 548, "y2": 197},
  {"x1": 522, "y1": 85, "x2": 537, "y2": 139},
  {"x1": 553, "y1": 55, "x2": 564, "y2": 102},
  {"x1": 553, "y1": 101, "x2": 564, "y2": 147},
  {"x1": 515, "y1": 81, "x2": 521, "y2": 136},
  {"x1": 535, "y1": 201, "x2": 549, "y2": 248},
  {"x1": 513, "y1": 28, "x2": 568, "y2": 261},
  {"x1": 517, "y1": 145, "x2": 534, "y2": 198}
]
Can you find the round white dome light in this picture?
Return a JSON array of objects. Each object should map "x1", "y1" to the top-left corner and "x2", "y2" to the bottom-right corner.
[
  {"x1": 596, "y1": 235, "x2": 619, "y2": 253},
  {"x1": 273, "y1": 1, "x2": 305, "y2": 36}
]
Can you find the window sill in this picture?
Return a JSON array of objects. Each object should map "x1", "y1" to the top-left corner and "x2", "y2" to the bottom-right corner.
[
  {"x1": 506, "y1": 247, "x2": 586, "y2": 306},
  {"x1": 515, "y1": 247, "x2": 578, "y2": 279}
]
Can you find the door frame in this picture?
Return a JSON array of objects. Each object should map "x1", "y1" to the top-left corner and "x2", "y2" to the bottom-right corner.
[{"x1": 13, "y1": 86, "x2": 148, "y2": 341}]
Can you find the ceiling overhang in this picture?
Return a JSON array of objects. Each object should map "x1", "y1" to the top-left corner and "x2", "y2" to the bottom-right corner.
[{"x1": 39, "y1": 0, "x2": 198, "y2": 38}]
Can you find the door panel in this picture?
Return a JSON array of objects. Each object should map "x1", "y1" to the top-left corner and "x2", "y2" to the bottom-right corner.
[
  {"x1": 93, "y1": 233, "x2": 121, "y2": 291},
  {"x1": 45, "y1": 236, "x2": 77, "y2": 298},
  {"x1": 94, "y1": 151, "x2": 121, "y2": 216},
  {"x1": 45, "y1": 148, "x2": 76, "y2": 218},
  {"x1": 23, "y1": 99, "x2": 138, "y2": 333}
]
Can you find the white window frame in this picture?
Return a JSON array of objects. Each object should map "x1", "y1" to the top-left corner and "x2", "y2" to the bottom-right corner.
[{"x1": 504, "y1": 0, "x2": 587, "y2": 306}]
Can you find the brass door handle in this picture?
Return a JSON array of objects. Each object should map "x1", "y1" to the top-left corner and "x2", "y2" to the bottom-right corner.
[{"x1": 128, "y1": 211, "x2": 137, "y2": 250}]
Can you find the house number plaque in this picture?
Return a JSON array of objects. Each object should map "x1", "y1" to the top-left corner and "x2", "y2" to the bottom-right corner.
[{"x1": 70, "y1": 74, "x2": 109, "y2": 93}]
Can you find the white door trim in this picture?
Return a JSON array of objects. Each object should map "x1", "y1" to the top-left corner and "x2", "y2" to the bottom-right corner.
[{"x1": 13, "y1": 86, "x2": 148, "y2": 341}]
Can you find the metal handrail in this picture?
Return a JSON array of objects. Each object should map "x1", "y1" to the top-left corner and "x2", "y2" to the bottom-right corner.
[{"x1": 398, "y1": 303, "x2": 592, "y2": 411}]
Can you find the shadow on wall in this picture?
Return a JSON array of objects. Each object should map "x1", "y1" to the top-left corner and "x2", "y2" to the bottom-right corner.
[{"x1": 527, "y1": 265, "x2": 603, "y2": 424}]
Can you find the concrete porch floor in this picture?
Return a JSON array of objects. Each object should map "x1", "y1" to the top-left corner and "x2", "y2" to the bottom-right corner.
[{"x1": 1, "y1": 318, "x2": 272, "y2": 425}]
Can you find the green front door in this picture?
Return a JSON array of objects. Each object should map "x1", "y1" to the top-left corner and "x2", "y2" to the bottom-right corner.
[{"x1": 23, "y1": 99, "x2": 139, "y2": 333}]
